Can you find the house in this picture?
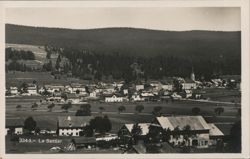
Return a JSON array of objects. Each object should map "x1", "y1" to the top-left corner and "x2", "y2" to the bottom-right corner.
[
  {"x1": 135, "y1": 85, "x2": 144, "y2": 91},
  {"x1": 96, "y1": 133, "x2": 119, "y2": 141},
  {"x1": 118, "y1": 123, "x2": 151, "y2": 138},
  {"x1": 67, "y1": 93, "x2": 81, "y2": 104},
  {"x1": 71, "y1": 83, "x2": 87, "y2": 95},
  {"x1": 10, "y1": 87, "x2": 18, "y2": 95},
  {"x1": 104, "y1": 94, "x2": 123, "y2": 102},
  {"x1": 182, "y1": 79, "x2": 197, "y2": 90},
  {"x1": 154, "y1": 116, "x2": 224, "y2": 148},
  {"x1": 131, "y1": 93, "x2": 145, "y2": 102},
  {"x1": 57, "y1": 116, "x2": 93, "y2": 136},
  {"x1": 65, "y1": 85, "x2": 73, "y2": 93},
  {"x1": 44, "y1": 84, "x2": 65, "y2": 93},
  {"x1": 5, "y1": 118, "x2": 24, "y2": 135},
  {"x1": 27, "y1": 84, "x2": 37, "y2": 95},
  {"x1": 161, "y1": 84, "x2": 173, "y2": 91}
]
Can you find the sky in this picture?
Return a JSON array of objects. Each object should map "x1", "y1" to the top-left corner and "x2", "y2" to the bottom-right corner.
[{"x1": 5, "y1": 7, "x2": 240, "y2": 31}]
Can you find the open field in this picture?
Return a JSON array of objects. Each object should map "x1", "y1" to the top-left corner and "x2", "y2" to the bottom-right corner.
[
  {"x1": 6, "y1": 43, "x2": 47, "y2": 62},
  {"x1": 6, "y1": 71, "x2": 89, "y2": 87},
  {"x1": 6, "y1": 96, "x2": 240, "y2": 133},
  {"x1": 203, "y1": 88, "x2": 241, "y2": 103}
]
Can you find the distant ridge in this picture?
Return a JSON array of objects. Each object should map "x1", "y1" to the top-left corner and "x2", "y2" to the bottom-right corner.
[{"x1": 6, "y1": 23, "x2": 241, "y2": 59}]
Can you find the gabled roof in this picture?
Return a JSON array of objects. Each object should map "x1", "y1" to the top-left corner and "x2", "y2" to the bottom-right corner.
[
  {"x1": 156, "y1": 116, "x2": 210, "y2": 131},
  {"x1": 208, "y1": 123, "x2": 224, "y2": 136},
  {"x1": 125, "y1": 123, "x2": 151, "y2": 135},
  {"x1": 58, "y1": 116, "x2": 93, "y2": 128}
]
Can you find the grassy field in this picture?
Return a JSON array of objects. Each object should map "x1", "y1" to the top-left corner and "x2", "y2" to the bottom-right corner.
[
  {"x1": 6, "y1": 95, "x2": 240, "y2": 132},
  {"x1": 6, "y1": 71, "x2": 89, "y2": 87},
  {"x1": 6, "y1": 43, "x2": 47, "y2": 62},
  {"x1": 203, "y1": 88, "x2": 241, "y2": 103}
]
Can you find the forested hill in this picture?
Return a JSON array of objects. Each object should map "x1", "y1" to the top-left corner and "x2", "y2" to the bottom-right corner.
[{"x1": 6, "y1": 24, "x2": 241, "y2": 60}]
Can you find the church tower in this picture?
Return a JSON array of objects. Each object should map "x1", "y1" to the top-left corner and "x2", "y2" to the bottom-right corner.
[{"x1": 190, "y1": 67, "x2": 195, "y2": 81}]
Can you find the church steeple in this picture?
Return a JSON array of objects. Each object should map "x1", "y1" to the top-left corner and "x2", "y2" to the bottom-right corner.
[{"x1": 191, "y1": 67, "x2": 195, "y2": 81}]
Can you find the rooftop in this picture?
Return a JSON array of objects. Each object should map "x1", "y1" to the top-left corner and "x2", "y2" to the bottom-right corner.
[{"x1": 156, "y1": 116, "x2": 210, "y2": 131}]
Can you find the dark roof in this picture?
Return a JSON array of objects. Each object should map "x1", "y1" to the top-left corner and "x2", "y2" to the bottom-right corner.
[
  {"x1": 6, "y1": 118, "x2": 23, "y2": 127},
  {"x1": 58, "y1": 116, "x2": 93, "y2": 128}
]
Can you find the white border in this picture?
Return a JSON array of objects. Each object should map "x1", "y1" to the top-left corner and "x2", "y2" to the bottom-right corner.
[{"x1": 0, "y1": 0, "x2": 249, "y2": 159}]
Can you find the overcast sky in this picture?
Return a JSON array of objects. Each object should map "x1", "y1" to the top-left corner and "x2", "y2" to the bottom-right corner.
[{"x1": 5, "y1": 7, "x2": 240, "y2": 31}]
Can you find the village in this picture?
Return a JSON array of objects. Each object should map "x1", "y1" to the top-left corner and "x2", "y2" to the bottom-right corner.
[{"x1": 5, "y1": 70, "x2": 241, "y2": 153}]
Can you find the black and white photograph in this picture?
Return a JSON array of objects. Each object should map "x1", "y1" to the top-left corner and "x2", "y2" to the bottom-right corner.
[{"x1": 0, "y1": 0, "x2": 249, "y2": 158}]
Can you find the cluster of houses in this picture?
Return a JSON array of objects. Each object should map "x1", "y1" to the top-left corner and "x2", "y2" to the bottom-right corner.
[
  {"x1": 6, "y1": 71, "x2": 241, "y2": 105},
  {"x1": 6, "y1": 114, "x2": 225, "y2": 152}
]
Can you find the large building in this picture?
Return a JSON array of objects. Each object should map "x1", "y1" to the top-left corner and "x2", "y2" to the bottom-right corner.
[
  {"x1": 154, "y1": 116, "x2": 224, "y2": 148},
  {"x1": 57, "y1": 116, "x2": 93, "y2": 136}
]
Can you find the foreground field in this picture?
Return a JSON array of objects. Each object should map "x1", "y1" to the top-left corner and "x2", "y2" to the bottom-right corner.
[{"x1": 6, "y1": 96, "x2": 240, "y2": 132}]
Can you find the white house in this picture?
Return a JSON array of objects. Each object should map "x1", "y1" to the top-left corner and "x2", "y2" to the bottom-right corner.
[
  {"x1": 10, "y1": 87, "x2": 18, "y2": 95},
  {"x1": 105, "y1": 94, "x2": 123, "y2": 102},
  {"x1": 182, "y1": 79, "x2": 197, "y2": 90},
  {"x1": 161, "y1": 84, "x2": 173, "y2": 91},
  {"x1": 44, "y1": 84, "x2": 65, "y2": 93},
  {"x1": 131, "y1": 93, "x2": 145, "y2": 102},
  {"x1": 57, "y1": 116, "x2": 93, "y2": 136},
  {"x1": 27, "y1": 84, "x2": 37, "y2": 95},
  {"x1": 135, "y1": 85, "x2": 144, "y2": 91}
]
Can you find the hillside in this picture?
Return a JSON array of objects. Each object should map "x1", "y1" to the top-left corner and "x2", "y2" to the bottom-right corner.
[{"x1": 6, "y1": 24, "x2": 241, "y2": 60}]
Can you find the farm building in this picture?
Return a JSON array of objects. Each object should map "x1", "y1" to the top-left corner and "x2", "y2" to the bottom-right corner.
[
  {"x1": 57, "y1": 116, "x2": 93, "y2": 137},
  {"x1": 104, "y1": 94, "x2": 124, "y2": 102},
  {"x1": 154, "y1": 116, "x2": 224, "y2": 148}
]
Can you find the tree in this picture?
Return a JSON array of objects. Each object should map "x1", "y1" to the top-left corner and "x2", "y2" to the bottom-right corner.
[
  {"x1": 47, "y1": 103, "x2": 55, "y2": 112},
  {"x1": 24, "y1": 116, "x2": 36, "y2": 133},
  {"x1": 76, "y1": 89, "x2": 80, "y2": 94},
  {"x1": 229, "y1": 120, "x2": 241, "y2": 152},
  {"x1": 214, "y1": 107, "x2": 224, "y2": 116},
  {"x1": 31, "y1": 102, "x2": 38, "y2": 111},
  {"x1": 16, "y1": 105, "x2": 22, "y2": 111},
  {"x1": 90, "y1": 115, "x2": 112, "y2": 134},
  {"x1": 192, "y1": 107, "x2": 201, "y2": 115},
  {"x1": 131, "y1": 123, "x2": 142, "y2": 144},
  {"x1": 75, "y1": 104, "x2": 91, "y2": 116},
  {"x1": 118, "y1": 106, "x2": 126, "y2": 114},
  {"x1": 83, "y1": 125, "x2": 94, "y2": 137},
  {"x1": 99, "y1": 106, "x2": 105, "y2": 114},
  {"x1": 61, "y1": 102, "x2": 72, "y2": 112},
  {"x1": 152, "y1": 106, "x2": 162, "y2": 116},
  {"x1": 146, "y1": 125, "x2": 162, "y2": 144},
  {"x1": 183, "y1": 125, "x2": 191, "y2": 146},
  {"x1": 135, "y1": 105, "x2": 144, "y2": 114}
]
